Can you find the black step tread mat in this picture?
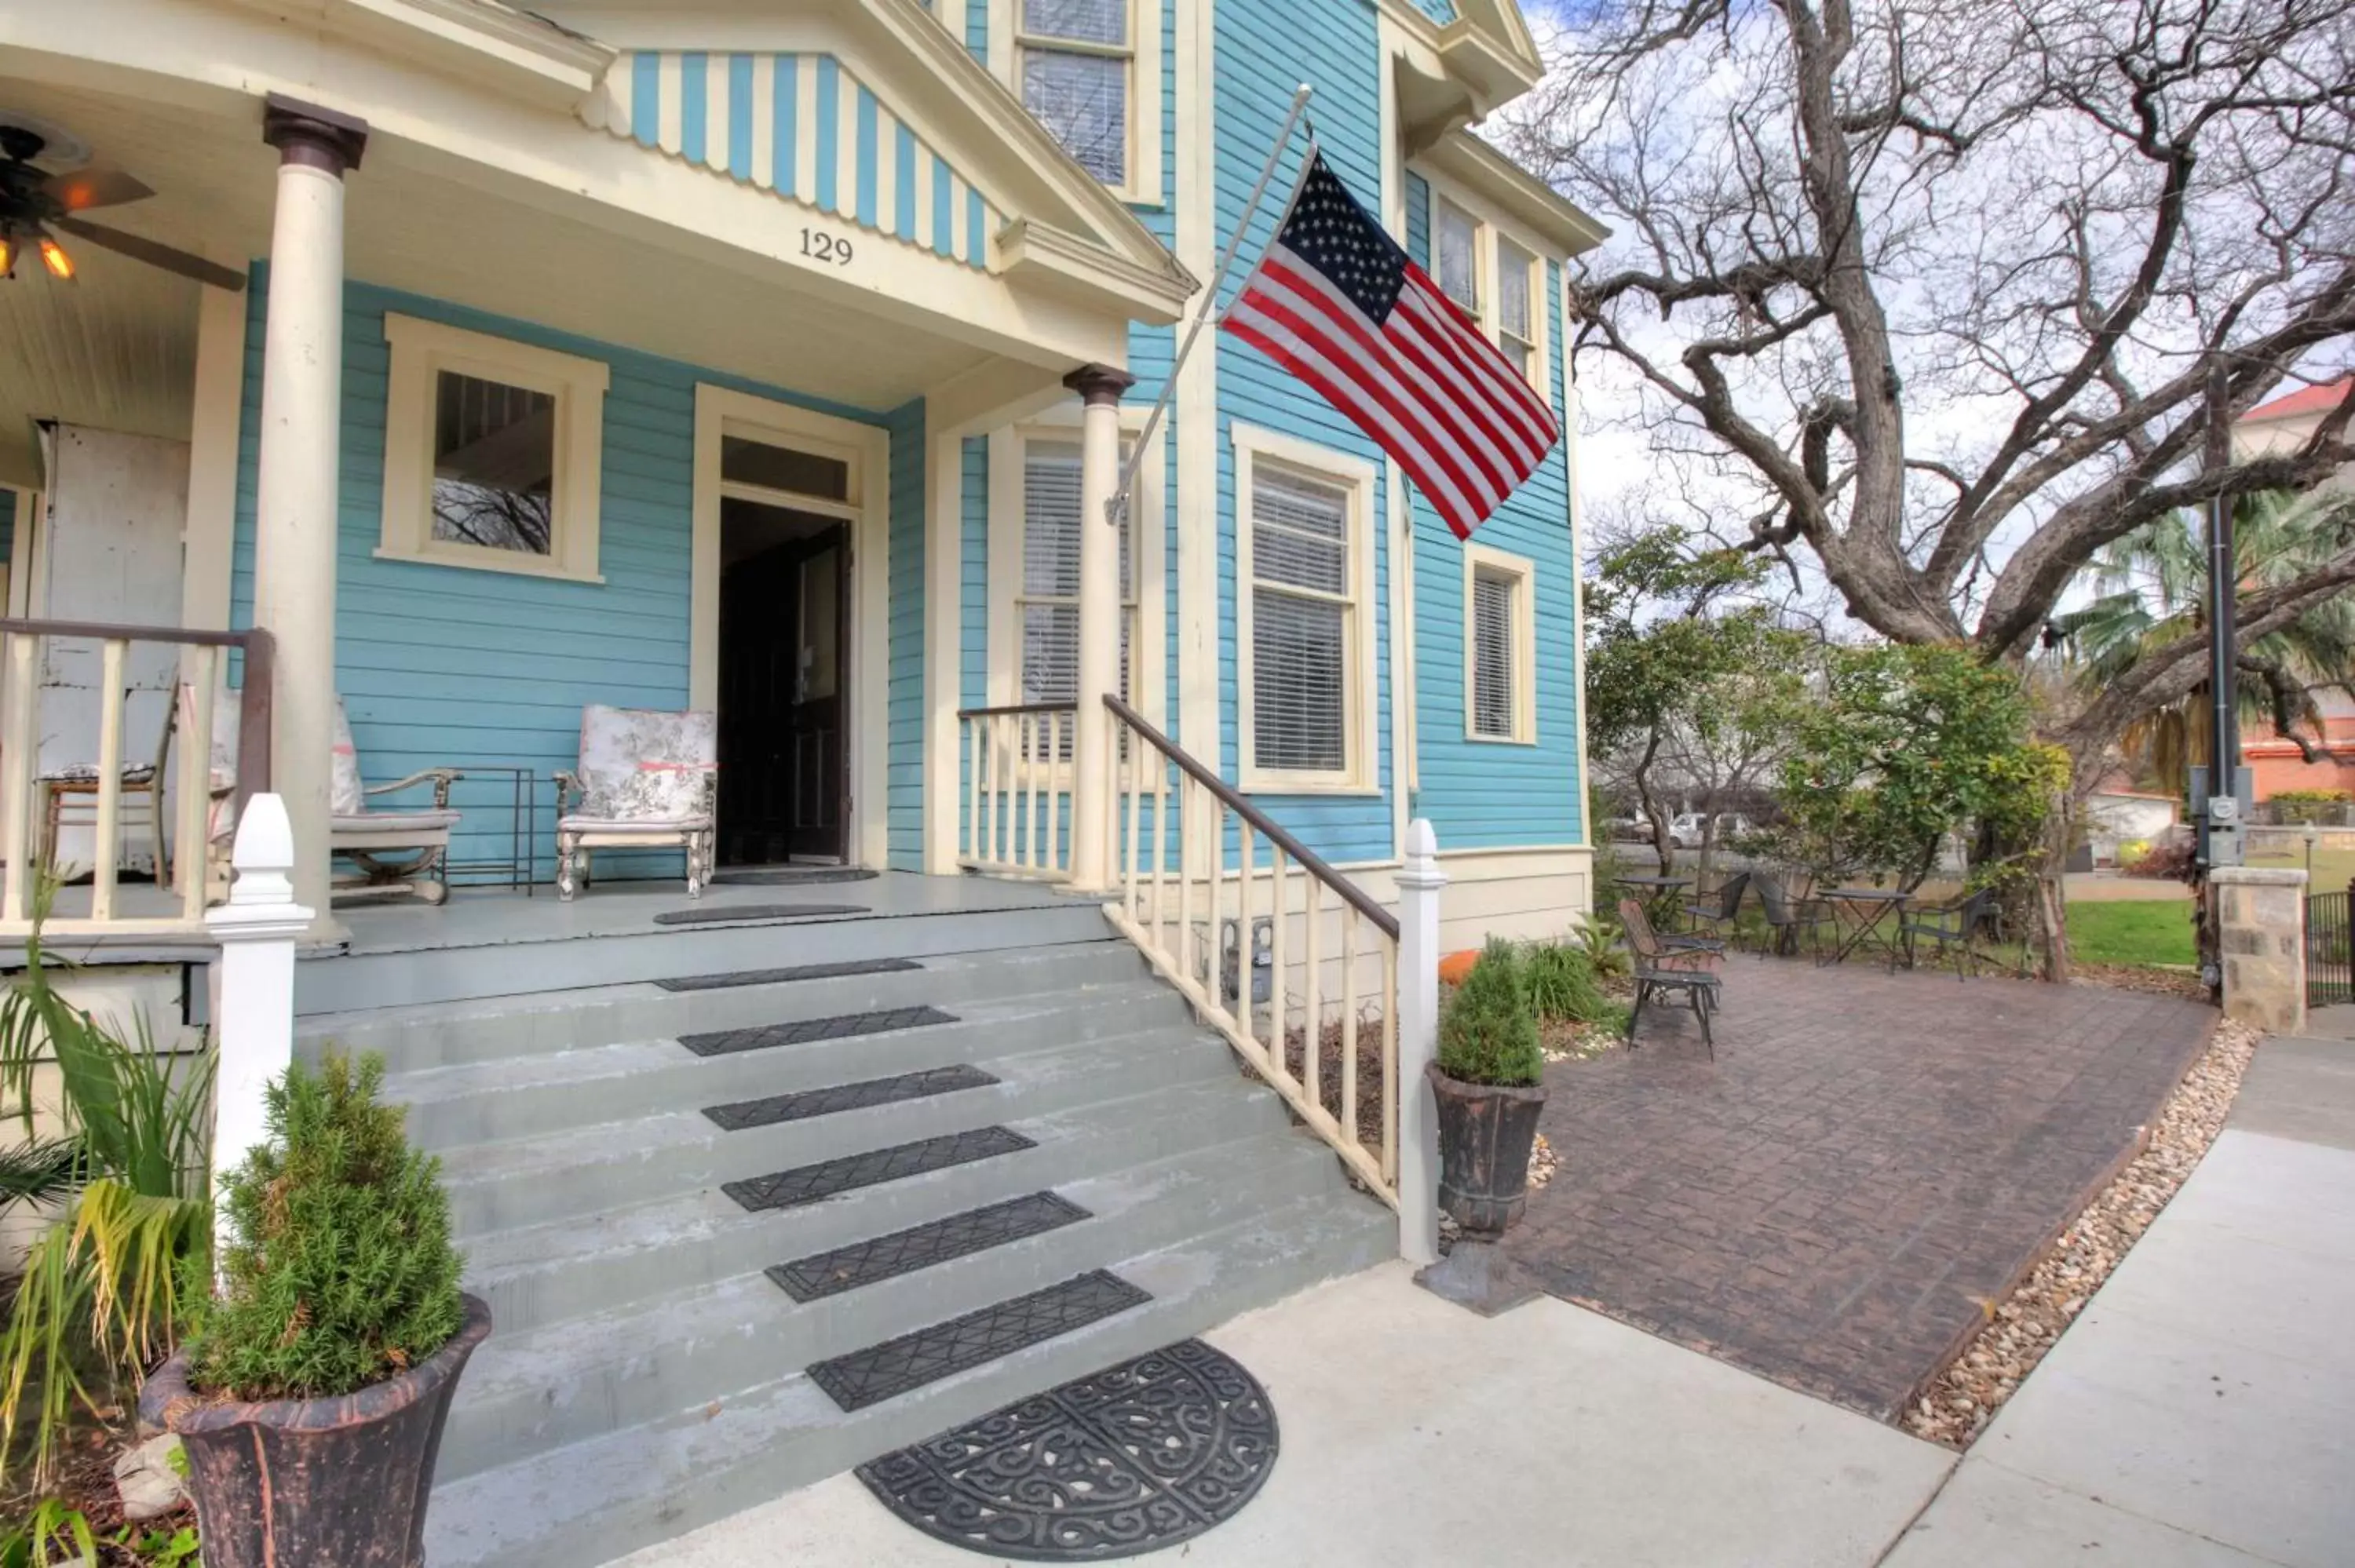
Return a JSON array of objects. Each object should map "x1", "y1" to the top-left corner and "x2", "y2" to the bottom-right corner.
[
  {"x1": 858, "y1": 1338, "x2": 1278, "y2": 1559},
  {"x1": 706, "y1": 1063, "x2": 998, "y2": 1132},
  {"x1": 655, "y1": 957, "x2": 923, "y2": 994},
  {"x1": 680, "y1": 1005, "x2": 958, "y2": 1058},
  {"x1": 768, "y1": 1191, "x2": 1090, "y2": 1302},
  {"x1": 710, "y1": 867, "x2": 879, "y2": 886},
  {"x1": 809, "y1": 1270, "x2": 1151, "y2": 1412},
  {"x1": 652, "y1": 903, "x2": 867, "y2": 925},
  {"x1": 723, "y1": 1125, "x2": 1035, "y2": 1212}
]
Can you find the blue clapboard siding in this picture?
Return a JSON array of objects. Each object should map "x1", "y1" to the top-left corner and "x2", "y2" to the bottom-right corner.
[
  {"x1": 1210, "y1": 0, "x2": 1394, "y2": 869},
  {"x1": 601, "y1": 52, "x2": 999, "y2": 267},
  {"x1": 885, "y1": 399, "x2": 926, "y2": 870},
  {"x1": 229, "y1": 271, "x2": 894, "y2": 883},
  {"x1": 1408, "y1": 250, "x2": 1584, "y2": 851}
]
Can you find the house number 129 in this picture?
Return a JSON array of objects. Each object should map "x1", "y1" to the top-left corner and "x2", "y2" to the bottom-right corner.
[{"x1": 801, "y1": 228, "x2": 854, "y2": 265}]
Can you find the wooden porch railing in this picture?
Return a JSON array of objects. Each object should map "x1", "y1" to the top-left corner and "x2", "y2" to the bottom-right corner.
[
  {"x1": 956, "y1": 702, "x2": 1078, "y2": 881},
  {"x1": 1099, "y1": 694, "x2": 1404, "y2": 1206},
  {"x1": 0, "y1": 619, "x2": 274, "y2": 939}
]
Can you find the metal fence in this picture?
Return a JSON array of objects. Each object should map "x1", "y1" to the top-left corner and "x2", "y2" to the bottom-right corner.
[{"x1": 2310, "y1": 883, "x2": 2353, "y2": 1008}]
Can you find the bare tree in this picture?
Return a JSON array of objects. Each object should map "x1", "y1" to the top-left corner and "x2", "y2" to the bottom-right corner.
[{"x1": 1515, "y1": 0, "x2": 2355, "y2": 790}]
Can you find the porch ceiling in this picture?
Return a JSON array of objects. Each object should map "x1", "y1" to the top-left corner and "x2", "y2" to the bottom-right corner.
[{"x1": 0, "y1": 71, "x2": 1017, "y2": 487}]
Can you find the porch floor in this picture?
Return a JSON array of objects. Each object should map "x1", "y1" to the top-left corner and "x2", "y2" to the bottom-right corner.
[{"x1": 334, "y1": 871, "x2": 1083, "y2": 957}]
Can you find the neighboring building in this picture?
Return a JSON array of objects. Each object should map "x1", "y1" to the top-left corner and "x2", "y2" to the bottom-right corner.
[{"x1": 2, "y1": 2, "x2": 1602, "y2": 1562}]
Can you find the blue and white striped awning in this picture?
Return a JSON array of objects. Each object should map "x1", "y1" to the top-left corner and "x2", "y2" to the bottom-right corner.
[{"x1": 592, "y1": 51, "x2": 1001, "y2": 269}]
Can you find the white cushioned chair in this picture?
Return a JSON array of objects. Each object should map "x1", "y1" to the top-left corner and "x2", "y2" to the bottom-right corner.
[
  {"x1": 553, "y1": 704, "x2": 717, "y2": 901},
  {"x1": 327, "y1": 700, "x2": 463, "y2": 905}
]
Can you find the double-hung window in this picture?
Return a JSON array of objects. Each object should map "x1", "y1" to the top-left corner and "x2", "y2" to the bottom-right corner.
[
  {"x1": 1463, "y1": 545, "x2": 1536, "y2": 743},
  {"x1": 1018, "y1": 0, "x2": 1132, "y2": 187},
  {"x1": 1495, "y1": 238, "x2": 1538, "y2": 383},
  {"x1": 1236, "y1": 427, "x2": 1376, "y2": 790},
  {"x1": 1437, "y1": 200, "x2": 1481, "y2": 314},
  {"x1": 1016, "y1": 439, "x2": 1135, "y2": 730}
]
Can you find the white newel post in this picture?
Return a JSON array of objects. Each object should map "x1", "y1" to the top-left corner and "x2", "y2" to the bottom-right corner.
[
  {"x1": 1066, "y1": 363, "x2": 1136, "y2": 893},
  {"x1": 254, "y1": 96, "x2": 367, "y2": 941},
  {"x1": 1396, "y1": 818, "x2": 1445, "y2": 1264},
  {"x1": 204, "y1": 794, "x2": 313, "y2": 1258}
]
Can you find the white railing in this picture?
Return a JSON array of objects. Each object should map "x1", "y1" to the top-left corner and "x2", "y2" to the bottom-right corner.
[
  {"x1": 0, "y1": 619, "x2": 273, "y2": 940},
  {"x1": 1099, "y1": 695, "x2": 1438, "y2": 1243},
  {"x1": 956, "y1": 702, "x2": 1077, "y2": 881}
]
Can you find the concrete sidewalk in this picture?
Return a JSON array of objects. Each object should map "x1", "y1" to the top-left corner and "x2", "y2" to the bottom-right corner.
[
  {"x1": 618, "y1": 1262, "x2": 1954, "y2": 1567},
  {"x1": 1883, "y1": 1030, "x2": 2355, "y2": 1567}
]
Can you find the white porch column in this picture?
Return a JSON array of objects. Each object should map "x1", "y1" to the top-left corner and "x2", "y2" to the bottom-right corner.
[
  {"x1": 1395, "y1": 818, "x2": 1446, "y2": 1265},
  {"x1": 203, "y1": 793, "x2": 312, "y2": 1262},
  {"x1": 253, "y1": 96, "x2": 367, "y2": 941},
  {"x1": 1065, "y1": 363, "x2": 1134, "y2": 892}
]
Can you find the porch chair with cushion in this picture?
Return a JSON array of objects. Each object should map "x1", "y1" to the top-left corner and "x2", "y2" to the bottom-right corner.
[
  {"x1": 329, "y1": 700, "x2": 463, "y2": 906},
  {"x1": 554, "y1": 704, "x2": 717, "y2": 902},
  {"x1": 38, "y1": 687, "x2": 176, "y2": 883},
  {"x1": 1619, "y1": 897, "x2": 1725, "y2": 1058},
  {"x1": 1900, "y1": 888, "x2": 1997, "y2": 979}
]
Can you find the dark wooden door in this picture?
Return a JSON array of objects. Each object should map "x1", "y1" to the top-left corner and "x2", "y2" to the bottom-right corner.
[
  {"x1": 787, "y1": 532, "x2": 846, "y2": 859},
  {"x1": 717, "y1": 524, "x2": 848, "y2": 864}
]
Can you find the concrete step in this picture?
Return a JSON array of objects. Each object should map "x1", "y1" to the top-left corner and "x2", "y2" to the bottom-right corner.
[
  {"x1": 437, "y1": 1133, "x2": 1344, "y2": 1479},
  {"x1": 424, "y1": 1194, "x2": 1396, "y2": 1568},
  {"x1": 300, "y1": 902, "x2": 1114, "y2": 1013},
  {"x1": 436, "y1": 1022, "x2": 1248, "y2": 1239},
  {"x1": 456, "y1": 1075, "x2": 1294, "y2": 1334},
  {"x1": 299, "y1": 941, "x2": 1147, "y2": 1071},
  {"x1": 386, "y1": 984, "x2": 1191, "y2": 1150}
]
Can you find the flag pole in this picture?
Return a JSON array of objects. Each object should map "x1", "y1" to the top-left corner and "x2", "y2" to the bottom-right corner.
[{"x1": 1106, "y1": 82, "x2": 1316, "y2": 526}]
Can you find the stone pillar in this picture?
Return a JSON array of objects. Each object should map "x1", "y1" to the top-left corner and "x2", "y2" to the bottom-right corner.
[
  {"x1": 254, "y1": 95, "x2": 366, "y2": 942},
  {"x1": 1064, "y1": 363, "x2": 1134, "y2": 893},
  {"x1": 203, "y1": 794, "x2": 313, "y2": 1264},
  {"x1": 1395, "y1": 818, "x2": 1445, "y2": 1265},
  {"x1": 2214, "y1": 865, "x2": 2308, "y2": 1036}
]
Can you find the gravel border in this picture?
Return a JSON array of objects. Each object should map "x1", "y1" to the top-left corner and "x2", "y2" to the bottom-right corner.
[{"x1": 1900, "y1": 1015, "x2": 2262, "y2": 1447}]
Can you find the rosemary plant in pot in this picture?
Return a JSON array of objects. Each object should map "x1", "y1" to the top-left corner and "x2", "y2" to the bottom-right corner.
[
  {"x1": 1428, "y1": 939, "x2": 1548, "y2": 1238},
  {"x1": 141, "y1": 1052, "x2": 489, "y2": 1568}
]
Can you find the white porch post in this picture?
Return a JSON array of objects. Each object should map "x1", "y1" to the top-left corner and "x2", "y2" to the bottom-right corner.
[
  {"x1": 253, "y1": 96, "x2": 367, "y2": 940},
  {"x1": 203, "y1": 793, "x2": 312, "y2": 1260},
  {"x1": 1066, "y1": 363, "x2": 1134, "y2": 892},
  {"x1": 1396, "y1": 818, "x2": 1445, "y2": 1264}
]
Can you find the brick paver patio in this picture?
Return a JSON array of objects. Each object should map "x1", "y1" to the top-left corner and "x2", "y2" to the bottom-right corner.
[{"x1": 1502, "y1": 958, "x2": 2214, "y2": 1421}]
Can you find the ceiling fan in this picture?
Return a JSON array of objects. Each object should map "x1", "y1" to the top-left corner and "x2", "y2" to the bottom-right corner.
[{"x1": 0, "y1": 116, "x2": 245, "y2": 292}]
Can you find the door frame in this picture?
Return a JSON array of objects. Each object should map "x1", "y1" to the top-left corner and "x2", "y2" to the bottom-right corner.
[{"x1": 692, "y1": 385, "x2": 890, "y2": 870}]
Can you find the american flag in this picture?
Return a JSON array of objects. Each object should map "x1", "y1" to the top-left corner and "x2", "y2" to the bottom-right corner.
[{"x1": 1221, "y1": 151, "x2": 1560, "y2": 540}]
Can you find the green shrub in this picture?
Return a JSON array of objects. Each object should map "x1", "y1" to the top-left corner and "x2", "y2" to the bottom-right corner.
[
  {"x1": 180, "y1": 1053, "x2": 462, "y2": 1402},
  {"x1": 1522, "y1": 940, "x2": 1608, "y2": 1024},
  {"x1": 1575, "y1": 913, "x2": 1632, "y2": 982},
  {"x1": 1437, "y1": 939, "x2": 1543, "y2": 1088}
]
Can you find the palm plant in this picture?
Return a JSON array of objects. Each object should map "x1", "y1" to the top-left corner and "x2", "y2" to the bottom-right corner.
[
  {"x1": 2055, "y1": 487, "x2": 2355, "y2": 791},
  {"x1": 0, "y1": 889, "x2": 212, "y2": 1485}
]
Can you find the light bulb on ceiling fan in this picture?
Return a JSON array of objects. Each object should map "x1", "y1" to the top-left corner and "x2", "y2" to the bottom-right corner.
[{"x1": 36, "y1": 233, "x2": 71, "y2": 279}]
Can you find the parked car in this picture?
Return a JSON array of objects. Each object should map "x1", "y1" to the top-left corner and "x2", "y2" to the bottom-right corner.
[
  {"x1": 1605, "y1": 816, "x2": 1656, "y2": 843},
  {"x1": 1668, "y1": 812, "x2": 1752, "y2": 849}
]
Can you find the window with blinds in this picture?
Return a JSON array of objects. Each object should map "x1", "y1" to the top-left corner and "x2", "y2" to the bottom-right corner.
[
  {"x1": 1495, "y1": 238, "x2": 1537, "y2": 385},
  {"x1": 1017, "y1": 439, "x2": 1134, "y2": 738},
  {"x1": 1471, "y1": 567, "x2": 1518, "y2": 739},
  {"x1": 1437, "y1": 201, "x2": 1480, "y2": 313},
  {"x1": 1018, "y1": 0, "x2": 1131, "y2": 186},
  {"x1": 1250, "y1": 465, "x2": 1356, "y2": 776}
]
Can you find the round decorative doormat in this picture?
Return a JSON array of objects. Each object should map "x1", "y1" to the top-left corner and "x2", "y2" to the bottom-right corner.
[{"x1": 856, "y1": 1339, "x2": 1279, "y2": 1561}]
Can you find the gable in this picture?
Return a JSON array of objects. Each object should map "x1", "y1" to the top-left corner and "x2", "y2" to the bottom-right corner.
[{"x1": 591, "y1": 50, "x2": 1000, "y2": 269}]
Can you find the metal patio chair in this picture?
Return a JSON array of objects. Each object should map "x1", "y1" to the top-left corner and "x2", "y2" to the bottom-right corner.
[
  {"x1": 1900, "y1": 888, "x2": 1997, "y2": 979},
  {"x1": 1751, "y1": 870, "x2": 1833, "y2": 959},
  {"x1": 1619, "y1": 897, "x2": 1724, "y2": 1058},
  {"x1": 1680, "y1": 870, "x2": 1751, "y2": 945},
  {"x1": 329, "y1": 698, "x2": 464, "y2": 906}
]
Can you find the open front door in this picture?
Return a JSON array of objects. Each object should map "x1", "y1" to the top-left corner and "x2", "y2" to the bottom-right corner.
[{"x1": 717, "y1": 501, "x2": 849, "y2": 866}]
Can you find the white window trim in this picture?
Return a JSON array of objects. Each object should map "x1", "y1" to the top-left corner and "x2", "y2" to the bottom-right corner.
[
  {"x1": 988, "y1": 0, "x2": 1166, "y2": 206},
  {"x1": 985, "y1": 412, "x2": 1166, "y2": 735},
  {"x1": 1419, "y1": 178, "x2": 1552, "y2": 397},
  {"x1": 1462, "y1": 542, "x2": 1537, "y2": 746},
  {"x1": 378, "y1": 313, "x2": 609, "y2": 584},
  {"x1": 1232, "y1": 423, "x2": 1380, "y2": 795}
]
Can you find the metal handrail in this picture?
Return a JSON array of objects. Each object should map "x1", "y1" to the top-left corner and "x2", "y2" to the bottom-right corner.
[
  {"x1": 1104, "y1": 694, "x2": 1398, "y2": 941},
  {"x1": 956, "y1": 702, "x2": 1079, "y2": 720}
]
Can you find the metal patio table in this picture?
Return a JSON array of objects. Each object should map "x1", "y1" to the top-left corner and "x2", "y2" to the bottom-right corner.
[{"x1": 1817, "y1": 887, "x2": 1911, "y2": 969}]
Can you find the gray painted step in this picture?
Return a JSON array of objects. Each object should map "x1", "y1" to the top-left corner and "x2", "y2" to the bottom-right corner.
[
  {"x1": 301, "y1": 942, "x2": 1145, "y2": 1070},
  {"x1": 299, "y1": 903, "x2": 1112, "y2": 1013},
  {"x1": 423, "y1": 1197, "x2": 1396, "y2": 1568},
  {"x1": 437, "y1": 1135, "x2": 1340, "y2": 1478},
  {"x1": 456, "y1": 1076, "x2": 1292, "y2": 1333}
]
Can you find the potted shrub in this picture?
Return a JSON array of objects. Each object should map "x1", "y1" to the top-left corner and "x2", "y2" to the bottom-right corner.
[
  {"x1": 1428, "y1": 938, "x2": 1548, "y2": 1238},
  {"x1": 141, "y1": 1052, "x2": 488, "y2": 1568}
]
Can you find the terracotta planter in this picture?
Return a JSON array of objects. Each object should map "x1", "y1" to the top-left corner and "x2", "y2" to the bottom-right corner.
[
  {"x1": 140, "y1": 1294, "x2": 491, "y2": 1568},
  {"x1": 1426, "y1": 1062, "x2": 1548, "y2": 1238}
]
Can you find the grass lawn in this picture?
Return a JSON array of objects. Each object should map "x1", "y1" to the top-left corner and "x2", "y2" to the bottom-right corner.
[
  {"x1": 2245, "y1": 841, "x2": 2355, "y2": 891},
  {"x1": 2065, "y1": 898, "x2": 2197, "y2": 968}
]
